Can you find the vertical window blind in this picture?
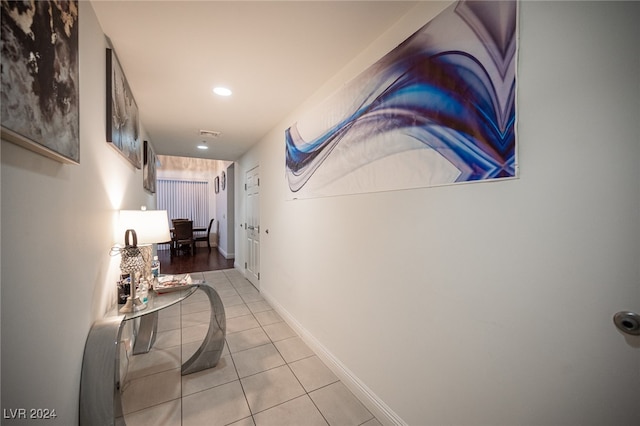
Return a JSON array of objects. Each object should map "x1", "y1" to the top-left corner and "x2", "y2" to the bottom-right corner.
[{"x1": 157, "y1": 179, "x2": 209, "y2": 228}]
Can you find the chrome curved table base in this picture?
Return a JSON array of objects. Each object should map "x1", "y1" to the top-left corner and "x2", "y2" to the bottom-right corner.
[
  {"x1": 79, "y1": 316, "x2": 126, "y2": 426},
  {"x1": 182, "y1": 284, "x2": 226, "y2": 375},
  {"x1": 79, "y1": 284, "x2": 226, "y2": 425},
  {"x1": 132, "y1": 311, "x2": 158, "y2": 355}
]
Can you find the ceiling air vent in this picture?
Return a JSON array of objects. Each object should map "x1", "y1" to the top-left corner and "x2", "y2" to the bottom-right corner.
[{"x1": 199, "y1": 129, "x2": 221, "y2": 138}]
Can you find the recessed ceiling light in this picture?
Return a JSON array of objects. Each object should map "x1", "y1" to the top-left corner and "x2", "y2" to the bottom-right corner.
[
  {"x1": 213, "y1": 87, "x2": 232, "y2": 97},
  {"x1": 197, "y1": 142, "x2": 208, "y2": 150}
]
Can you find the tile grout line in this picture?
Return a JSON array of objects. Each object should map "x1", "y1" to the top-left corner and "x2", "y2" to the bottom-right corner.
[
  {"x1": 244, "y1": 281, "x2": 378, "y2": 426},
  {"x1": 249, "y1": 294, "x2": 334, "y2": 425},
  {"x1": 226, "y1": 281, "x2": 297, "y2": 422},
  {"x1": 229, "y1": 273, "x2": 345, "y2": 425},
  {"x1": 226, "y1": 337, "x2": 256, "y2": 425},
  {"x1": 222, "y1": 272, "x2": 258, "y2": 426}
]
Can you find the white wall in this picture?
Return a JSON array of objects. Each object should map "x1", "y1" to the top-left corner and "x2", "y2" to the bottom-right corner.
[
  {"x1": 236, "y1": 1, "x2": 640, "y2": 425},
  {"x1": 218, "y1": 163, "x2": 235, "y2": 258},
  {"x1": 1, "y1": 2, "x2": 154, "y2": 424}
]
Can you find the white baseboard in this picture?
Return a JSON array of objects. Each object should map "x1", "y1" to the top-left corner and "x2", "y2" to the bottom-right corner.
[
  {"x1": 217, "y1": 247, "x2": 235, "y2": 259},
  {"x1": 260, "y1": 290, "x2": 407, "y2": 426}
]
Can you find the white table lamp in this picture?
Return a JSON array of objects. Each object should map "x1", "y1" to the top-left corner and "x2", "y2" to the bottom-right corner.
[{"x1": 117, "y1": 209, "x2": 171, "y2": 313}]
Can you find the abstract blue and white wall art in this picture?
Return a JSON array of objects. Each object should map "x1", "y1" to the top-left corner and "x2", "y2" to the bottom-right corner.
[{"x1": 285, "y1": 0, "x2": 518, "y2": 199}]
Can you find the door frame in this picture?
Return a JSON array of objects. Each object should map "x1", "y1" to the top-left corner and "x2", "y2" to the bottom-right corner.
[{"x1": 244, "y1": 165, "x2": 260, "y2": 288}]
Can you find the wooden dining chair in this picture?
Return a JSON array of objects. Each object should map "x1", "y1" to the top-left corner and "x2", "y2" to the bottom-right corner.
[
  {"x1": 171, "y1": 220, "x2": 195, "y2": 256},
  {"x1": 194, "y1": 218, "x2": 215, "y2": 251}
]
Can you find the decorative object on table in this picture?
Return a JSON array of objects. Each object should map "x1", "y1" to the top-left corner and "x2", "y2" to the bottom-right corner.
[
  {"x1": 106, "y1": 46, "x2": 141, "y2": 168},
  {"x1": 116, "y1": 276, "x2": 130, "y2": 305},
  {"x1": 118, "y1": 229, "x2": 146, "y2": 312},
  {"x1": 151, "y1": 256, "x2": 160, "y2": 278},
  {"x1": 155, "y1": 274, "x2": 203, "y2": 294},
  {"x1": 285, "y1": 0, "x2": 518, "y2": 199},
  {"x1": 138, "y1": 279, "x2": 149, "y2": 304},
  {"x1": 1, "y1": 0, "x2": 80, "y2": 164},
  {"x1": 143, "y1": 140, "x2": 157, "y2": 193}
]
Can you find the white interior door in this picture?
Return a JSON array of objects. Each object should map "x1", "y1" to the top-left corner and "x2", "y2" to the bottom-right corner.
[{"x1": 245, "y1": 166, "x2": 260, "y2": 288}]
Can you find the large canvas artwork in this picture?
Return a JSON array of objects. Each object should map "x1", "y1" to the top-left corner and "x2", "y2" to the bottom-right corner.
[
  {"x1": 286, "y1": 0, "x2": 518, "y2": 199},
  {"x1": 1, "y1": 0, "x2": 80, "y2": 164},
  {"x1": 106, "y1": 47, "x2": 141, "y2": 168}
]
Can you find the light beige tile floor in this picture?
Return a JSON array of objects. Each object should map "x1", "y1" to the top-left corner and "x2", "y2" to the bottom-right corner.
[{"x1": 121, "y1": 269, "x2": 381, "y2": 426}]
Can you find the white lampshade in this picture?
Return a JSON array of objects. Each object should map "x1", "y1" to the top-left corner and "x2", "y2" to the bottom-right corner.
[{"x1": 118, "y1": 209, "x2": 171, "y2": 245}]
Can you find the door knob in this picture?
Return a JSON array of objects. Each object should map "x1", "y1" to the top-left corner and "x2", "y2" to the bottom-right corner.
[{"x1": 613, "y1": 311, "x2": 640, "y2": 336}]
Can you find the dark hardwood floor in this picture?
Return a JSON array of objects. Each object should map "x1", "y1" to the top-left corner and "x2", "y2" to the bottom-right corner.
[{"x1": 156, "y1": 246, "x2": 235, "y2": 274}]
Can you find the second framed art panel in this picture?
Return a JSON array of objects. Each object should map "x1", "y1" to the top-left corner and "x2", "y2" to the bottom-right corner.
[{"x1": 106, "y1": 47, "x2": 141, "y2": 168}]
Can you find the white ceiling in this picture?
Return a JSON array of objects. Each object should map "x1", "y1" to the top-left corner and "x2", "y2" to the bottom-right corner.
[{"x1": 91, "y1": 0, "x2": 419, "y2": 161}]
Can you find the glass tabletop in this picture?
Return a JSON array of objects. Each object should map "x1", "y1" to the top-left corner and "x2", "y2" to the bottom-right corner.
[{"x1": 119, "y1": 284, "x2": 199, "y2": 321}]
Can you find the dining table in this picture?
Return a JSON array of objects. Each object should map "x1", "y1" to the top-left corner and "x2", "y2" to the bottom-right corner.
[
  {"x1": 160, "y1": 225, "x2": 208, "y2": 247},
  {"x1": 170, "y1": 225, "x2": 207, "y2": 233}
]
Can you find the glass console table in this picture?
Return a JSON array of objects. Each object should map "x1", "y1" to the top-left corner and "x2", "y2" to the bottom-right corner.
[{"x1": 79, "y1": 283, "x2": 226, "y2": 425}]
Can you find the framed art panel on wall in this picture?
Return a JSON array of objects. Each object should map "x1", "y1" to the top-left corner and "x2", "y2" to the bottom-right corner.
[
  {"x1": 0, "y1": 0, "x2": 80, "y2": 164},
  {"x1": 143, "y1": 140, "x2": 157, "y2": 193},
  {"x1": 106, "y1": 47, "x2": 141, "y2": 168}
]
